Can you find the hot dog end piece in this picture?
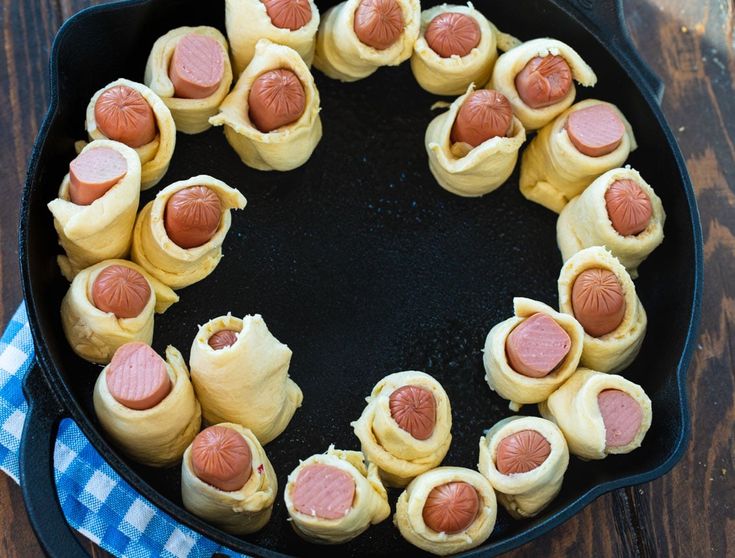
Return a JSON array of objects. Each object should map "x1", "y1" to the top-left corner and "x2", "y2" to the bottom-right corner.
[
  {"x1": 106, "y1": 342, "x2": 171, "y2": 410},
  {"x1": 450, "y1": 89, "x2": 514, "y2": 148},
  {"x1": 94, "y1": 85, "x2": 158, "y2": 148},
  {"x1": 208, "y1": 330, "x2": 239, "y2": 350},
  {"x1": 495, "y1": 429, "x2": 551, "y2": 474},
  {"x1": 191, "y1": 425, "x2": 253, "y2": 491},
  {"x1": 422, "y1": 481, "x2": 480, "y2": 534},
  {"x1": 571, "y1": 268, "x2": 626, "y2": 337},
  {"x1": 505, "y1": 312, "x2": 571, "y2": 378},
  {"x1": 169, "y1": 34, "x2": 225, "y2": 100},
  {"x1": 514, "y1": 55, "x2": 572, "y2": 110},
  {"x1": 605, "y1": 179, "x2": 653, "y2": 236},
  {"x1": 597, "y1": 389, "x2": 643, "y2": 447},
  {"x1": 292, "y1": 464, "x2": 356, "y2": 519},
  {"x1": 353, "y1": 0, "x2": 405, "y2": 51},
  {"x1": 248, "y1": 69, "x2": 306, "y2": 133},
  {"x1": 92, "y1": 265, "x2": 152, "y2": 319},
  {"x1": 262, "y1": 0, "x2": 313, "y2": 30},
  {"x1": 164, "y1": 186, "x2": 223, "y2": 249},
  {"x1": 565, "y1": 104, "x2": 625, "y2": 157},
  {"x1": 424, "y1": 12, "x2": 480, "y2": 58},
  {"x1": 388, "y1": 384, "x2": 437, "y2": 440},
  {"x1": 68, "y1": 147, "x2": 128, "y2": 206}
]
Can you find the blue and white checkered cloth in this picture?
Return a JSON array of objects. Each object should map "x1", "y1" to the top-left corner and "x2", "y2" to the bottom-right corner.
[{"x1": 0, "y1": 302, "x2": 245, "y2": 557}]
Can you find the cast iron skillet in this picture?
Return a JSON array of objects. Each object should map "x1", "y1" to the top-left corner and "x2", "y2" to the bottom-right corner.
[{"x1": 17, "y1": 0, "x2": 703, "y2": 556}]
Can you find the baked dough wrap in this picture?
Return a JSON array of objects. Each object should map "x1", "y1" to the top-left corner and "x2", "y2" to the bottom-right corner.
[
  {"x1": 426, "y1": 84, "x2": 526, "y2": 197},
  {"x1": 478, "y1": 416, "x2": 568, "y2": 519},
  {"x1": 48, "y1": 140, "x2": 141, "y2": 281},
  {"x1": 84, "y1": 78, "x2": 176, "y2": 190},
  {"x1": 519, "y1": 99, "x2": 637, "y2": 213},
  {"x1": 181, "y1": 423, "x2": 277, "y2": 535},
  {"x1": 394, "y1": 466, "x2": 497, "y2": 556},
  {"x1": 557, "y1": 167, "x2": 666, "y2": 278},
  {"x1": 144, "y1": 26, "x2": 234, "y2": 135},
  {"x1": 538, "y1": 368, "x2": 652, "y2": 460},
  {"x1": 209, "y1": 39, "x2": 322, "y2": 171},
  {"x1": 483, "y1": 297, "x2": 584, "y2": 409},
  {"x1": 351, "y1": 371, "x2": 452, "y2": 488},
  {"x1": 131, "y1": 175, "x2": 247, "y2": 290},
  {"x1": 189, "y1": 314, "x2": 303, "y2": 444},
  {"x1": 93, "y1": 345, "x2": 201, "y2": 467},
  {"x1": 284, "y1": 446, "x2": 390, "y2": 544},
  {"x1": 558, "y1": 246, "x2": 647, "y2": 373},
  {"x1": 487, "y1": 37, "x2": 597, "y2": 131},
  {"x1": 225, "y1": 0, "x2": 320, "y2": 75},
  {"x1": 60, "y1": 259, "x2": 179, "y2": 364},
  {"x1": 313, "y1": 0, "x2": 420, "y2": 82}
]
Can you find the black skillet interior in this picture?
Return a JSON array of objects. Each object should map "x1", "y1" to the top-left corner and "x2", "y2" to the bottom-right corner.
[{"x1": 20, "y1": 0, "x2": 701, "y2": 556}]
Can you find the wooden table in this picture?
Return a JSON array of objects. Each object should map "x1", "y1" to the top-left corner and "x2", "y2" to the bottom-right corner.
[{"x1": 0, "y1": 0, "x2": 732, "y2": 556}]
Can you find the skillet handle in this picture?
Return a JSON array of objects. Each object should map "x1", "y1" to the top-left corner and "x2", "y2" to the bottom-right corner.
[{"x1": 20, "y1": 363, "x2": 89, "y2": 558}]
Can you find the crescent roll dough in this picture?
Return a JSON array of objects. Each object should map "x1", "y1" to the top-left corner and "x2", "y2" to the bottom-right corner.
[
  {"x1": 84, "y1": 78, "x2": 176, "y2": 190},
  {"x1": 93, "y1": 345, "x2": 201, "y2": 467},
  {"x1": 189, "y1": 314, "x2": 303, "y2": 444},
  {"x1": 558, "y1": 246, "x2": 647, "y2": 373},
  {"x1": 426, "y1": 84, "x2": 526, "y2": 197},
  {"x1": 144, "y1": 26, "x2": 234, "y2": 135},
  {"x1": 519, "y1": 99, "x2": 637, "y2": 213},
  {"x1": 483, "y1": 297, "x2": 584, "y2": 410},
  {"x1": 226, "y1": 0, "x2": 320, "y2": 75},
  {"x1": 557, "y1": 167, "x2": 666, "y2": 278},
  {"x1": 48, "y1": 140, "x2": 141, "y2": 281},
  {"x1": 478, "y1": 416, "x2": 569, "y2": 519},
  {"x1": 131, "y1": 175, "x2": 247, "y2": 290},
  {"x1": 181, "y1": 423, "x2": 277, "y2": 534},
  {"x1": 538, "y1": 368, "x2": 652, "y2": 460},
  {"x1": 209, "y1": 39, "x2": 322, "y2": 171},
  {"x1": 284, "y1": 446, "x2": 390, "y2": 544},
  {"x1": 488, "y1": 38, "x2": 597, "y2": 131},
  {"x1": 313, "y1": 0, "x2": 420, "y2": 82},
  {"x1": 352, "y1": 371, "x2": 452, "y2": 488},
  {"x1": 60, "y1": 259, "x2": 178, "y2": 364},
  {"x1": 394, "y1": 467, "x2": 497, "y2": 556}
]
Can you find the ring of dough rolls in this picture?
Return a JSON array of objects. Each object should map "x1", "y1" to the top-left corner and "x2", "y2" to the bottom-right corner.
[
  {"x1": 93, "y1": 345, "x2": 201, "y2": 467},
  {"x1": 483, "y1": 297, "x2": 584, "y2": 409},
  {"x1": 144, "y1": 26, "x2": 234, "y2": 135},
  {"x1": 538, "y1": 368, "x2": 652, "y2": 460},
  {"x1": 313, "y1": 0, "x2": 420, "y2": 82},
  {"x1": 478, "y1": 416, "x2": 569, "y2": 519},
  {"x1": 60, "y1": 259, "x2": 179, "y2": 364},
  {"x1": 209, "y1": 39, "x2": 322, "y2": 171},
  {"x1": 189, "y1": 313, "x2": 303, "y2": 444},
  {"x1": 48, "y1": 140, "x2": 141, "y2": 281},
  {"x1": 519, "y1": 99, "x2": 637, "y2": 213},
  {"x1": 351, "y1": 371, "x2": 452, "y2": 488},
  {"x1": 558, "y1": 246, "x2": 647, "y2": 373},
  {"x1": 394, "y1": 466, "x2": 497, "y2": 556},
  {"x1": 557, "y1": 167, "x2": 666, "y2": 278},
  {"x1": 487, "y1": 38, "x2": 597, "y2": 131},
  {"x1": 284, "y1": 446, "x2": 391, "y2": 544},
  {"x1": 410, "y1": 4, "x2": 497, "y2": 96},
  {"x1": 226, "y1": 0, "x2": 320, "y2": 75},
  {"x1": 181, "y1": 423, "x2": 277, "y2": 535},
  {"x1": 425, "y1": 84, "x2": 526, "y2": 197},
  {"x1": 84, "y1": 78, "x2": 176, "y2": 190},
  {"x1": 131, "y1": 175, "x2": 247, "y2": 290}
]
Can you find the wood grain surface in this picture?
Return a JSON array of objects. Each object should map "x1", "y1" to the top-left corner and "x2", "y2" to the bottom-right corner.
[{"x1": 0, "y1": 0, "x2": 732, "y2": 556}]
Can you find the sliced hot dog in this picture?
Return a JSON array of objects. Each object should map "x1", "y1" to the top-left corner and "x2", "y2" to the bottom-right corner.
[
  {"x1": 514, "y1": 55, "x2": 572, "y2": 110},
  {"x1": 505, "y1": 313, "x2": 571, "y2": 378},
  {"x1": 353, "y1": 0, "x2": 404, "y2": 51},
  {"x1": 605, "y1": 179, "x2": 653, "y2": 236},
  {"x1": 191, "y1": 425, "x2": 253, "y2": 491},
  {"x1": 262, "y1": 0, "x2": 313, "y2": 30},
  {"x1": 571, "y1": 268, "x2": 626, "y2": 337},
  {"x1": 248, "y1": 69, "x2": 306, "y2": 133},
  {"x1": 68, "y1": 147, "x2": 128, "y2": 206},
  {"x1": 169, "y1": 34, "x2": 225, "y2": 100},
  {"x1": 208, "y1": 330, "x2": 239, "y2": 350},
  {"x1": 422, "y1": 482, "x2": 480, "y2": 534},
  {"x1": 495, "y1": 429, "x2": 551, "y2": 474},
  {"x1": 450, "y1": 89, "x2": 513, "y2": 148},
  {"x1": 565, "y1": 104, "x2": 625, "y2": 157},
  {"x1": 597, "y1": 389, "x2": 642, "y2": 447},
  {"x1": 106, "y1": 342, "x2": 171, "y2": 410},
  {"x1": 292, "y1": 464, "x2": 356, "y2": 519},
  {"x1": 164, "y1": 186, "x2": 222, "y2": 249},
  {"x1": 95, "y1": 85, "x2": 158, "y2": 148},
  {"x1": 92, "y1": 265, "x2": 151, "y2": 319},
  {"x1": 389, "y1": 385, "x2": 436, "y2": 440},
  {"x1": 425, "y1": 12, "x2": 480, "y2": 58}
]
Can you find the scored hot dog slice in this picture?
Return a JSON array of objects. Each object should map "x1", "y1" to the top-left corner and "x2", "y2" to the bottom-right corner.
[
  {"x1": 292, "y1": 464, "x2": 356, "y2": 520},
  {"x1": 95, "y1": 85, "x2": 158, "y2": 148},
  {"x1": 422, "y1": 481, "x2": 480, "y2": 534},
  {"x1": 565, "y1": 104, "x2": 625, "y2": 157},
  {"x1": 92, "y1": 265, "x2": 151, "y2": 319},
  {"x1": 169, "y1": 34, "x2": 225, "y2": 100},
  {"x1": 191, "y1": 425, "x2": 253, "y2": 491},
  {"x1": 389, "y1": 385, "x2": 437, "y2": 440},
  {"x1": 495, "y1": 429, "x2": 551, "y2": 474},
  {"x1": 571, "y1": 268, "x2": 626, "y2": 337},
  {"x1": 514, "y1": 55, "x2": 572, "y2": 110},
  {"x1": 597, "y1": 389, "x2": 643, "y2": 447},
  {"x1": 164, "y1": 186, "x2": 222, "y2": 249},
  {"x1": 353, "y1": 0, "x2": 405, "y2": 51},
  {"x1": 248, "y1": 69, "x2": 306, "y2": 133},
  {"x1": 425, "y1": 12, "x2": 480, "y2": 58},
  {"x1": 262, "y1": 0, "x2": 313, "y2": 30},
  {"x1": 505, "y1": 313, "x2": 571, "y2": 378},
  {"x1": 605, "y1": 179, "x2": 653, "y2": 236},
  {"x1": 106, "y1": 342, "x2": 171, "y2": 410},
  {"x1": 451, "y1": 89, "x2": 514, "y2": 147},
  {"x1": 68, "y1": 147, "x2": 128, "y2": 206},
  {"x1": 208, "y1": 330, "x2": 239, "y2": 350}
]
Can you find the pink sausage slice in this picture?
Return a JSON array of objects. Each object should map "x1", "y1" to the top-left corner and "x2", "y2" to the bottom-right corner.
[
  {"x1": 571, "y1": 268, "x2": 626, "y2": 337},
  {"x1": 292, "y1": 464, "x2": 355, "y2": 519},
  {"x1": 191, "y1": 425, "x2": 253, "y2": 491},
  {"x1": 106, "y1": 342, "x2": 171, "y2": 410},
  {"x1": 565, "y1": 104, "x2": 625, "y2": 157},
  {"x1": 95, "y1": 85, "x2": 158, "y2": 148},
  {"x1": 450, "y1": 89, "x2": 514, "y2": 147},
  {"x1": 505, "y1": 313, "x2": 572, "y2": 378},
  {"x1": 597, "y1": 389, "x2": 643, "y2": 447},
  {"x1": 92, "y1": 265, "x2": 151, "y2": 319},
  {"x1": 422, "y1": 482, "x2": 480, "y2": 534},
  {"x1": 169, "y1": 34, "x2": 225, "y2": 100},
  {"x1": 605, "y1": 179, "x2": 653, "y2": 236},
  {"x1": 389, "y1": 385, "x2": 436, "y2": 440},
  {"x1": 515, "y1": 55, "x2": 572, "y2": 110},
  {"x1": 208, "y1": 330, "x2": 239, "y2": 350},
  {"x1": 353, "y1": 0, "x2": 405, "y2": 51},
  {"x1": 262, "y1": 0, "x2": 313, "y2": 30},
  {"x1": 69, "y1": 148, "x2": 128, "y2": 206},
  {"x1": 495, "y1": 429, "x2": 551, "y2": 474},
  {"x1": 164, "y1": 186, "x2": 222, "y2": 249},
  {"x1": 424, "y1": 12, "x2": 480, "y2": 58}
]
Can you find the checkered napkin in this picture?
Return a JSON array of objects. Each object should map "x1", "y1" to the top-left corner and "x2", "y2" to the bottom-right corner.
[{"x1": 0, "y1": 303, "x2": 245, "y2": 558}]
